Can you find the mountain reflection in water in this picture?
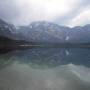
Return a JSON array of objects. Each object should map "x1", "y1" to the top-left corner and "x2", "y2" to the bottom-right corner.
[{"x1": 0, "y1": 48, "x2": 90, "y2": 90}]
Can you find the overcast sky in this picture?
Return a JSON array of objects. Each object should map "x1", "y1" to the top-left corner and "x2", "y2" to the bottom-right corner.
[{"x1": 0, "y1": 0, "x2": 90, "y2": 27}]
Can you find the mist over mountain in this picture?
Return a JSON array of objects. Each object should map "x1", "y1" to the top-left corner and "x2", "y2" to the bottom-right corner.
[{"x1": 0, "y1": 19, "x2": 90, "y2": 43}]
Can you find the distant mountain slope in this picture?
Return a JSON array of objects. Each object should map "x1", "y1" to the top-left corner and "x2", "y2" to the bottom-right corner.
[
  {"x1": 18, "y1": 21, "x2": 90, "y2": 43},
  {"x1": 0, "y1": 19, "x2": 33, "y2": 49},
  {"x1": 0, "y1": 19, "x2": 16, "y2": 38},
  {"x1": 18, "y1": 21, "x2": 70, "y2": 43},
  {"x1": 0, "y1": 19, "x2": 90, "y2": 43}
]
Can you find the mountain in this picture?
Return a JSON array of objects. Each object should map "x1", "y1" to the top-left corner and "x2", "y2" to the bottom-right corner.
[
  {"x1": 68, "y1": 25, "x2": 90, "y2": 43},
  {"x1": 0, "y1": 19, "x2": 90, "y2": 43},
  {"x1": 0, "y1": 19, "x2": 26, "y2": 40},
  {"x1": 0, "y1": 19, "x2": 33, "y2": 50},
  {"x1": 17, "y1": 21, "x2": 70, "y2": 43},
  {"x1": 0, "y1": 19, "x2": 16, "y2": 39},
  {"x1": 18, "y1": 21, "x2": 90, "y2": 43}
]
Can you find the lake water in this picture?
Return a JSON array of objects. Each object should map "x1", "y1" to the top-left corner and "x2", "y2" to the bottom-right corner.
[{"x1": 0, "y1": 48, "x2": 90, "y2": 90}]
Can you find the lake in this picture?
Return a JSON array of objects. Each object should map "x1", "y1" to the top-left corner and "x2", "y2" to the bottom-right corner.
[{"x1": 0, "y1": 47, "x2": 90, "y2": 90}]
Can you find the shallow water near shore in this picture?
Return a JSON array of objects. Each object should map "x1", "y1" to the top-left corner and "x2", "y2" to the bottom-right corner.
[{"x1": 0, "y1": 48, "x2": 90, "y2": 90}]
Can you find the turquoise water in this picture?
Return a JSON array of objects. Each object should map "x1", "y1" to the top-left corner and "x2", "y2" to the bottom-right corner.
[{"x1": 0, "y1": 48, "x2": 90, "y2": 90}]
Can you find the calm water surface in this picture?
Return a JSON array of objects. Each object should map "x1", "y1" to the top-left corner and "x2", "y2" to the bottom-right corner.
[{"x1": 0, "y1": 48, "x2": 90, "y2": 90}]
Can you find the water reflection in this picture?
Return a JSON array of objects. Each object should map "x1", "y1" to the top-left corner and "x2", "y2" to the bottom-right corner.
[
  {"x1": 0, "y1": 48, "x2": 90, "y2": 69},
  {"x1": 0, "y1": 48, "x2": 90, "y2": 90}
]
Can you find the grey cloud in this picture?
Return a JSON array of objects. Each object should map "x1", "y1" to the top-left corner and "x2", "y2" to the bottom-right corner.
[
  {"x1": 80, "y1": 0, "x2": 90, "y2": 6},
  {"x1": 55, "y1": 0, "x2": 90, "y2": 26},
  {"x1": 0, "y1": 0, "x2": 20, "y2": 24},
  {"x1": 0, "y1": 0, "x2": 90, "y2": 26}
]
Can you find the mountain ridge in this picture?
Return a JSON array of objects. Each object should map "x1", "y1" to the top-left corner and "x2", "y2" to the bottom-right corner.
[{"x1": 0, "y1": 19, "x2": 90, "y2": 43}]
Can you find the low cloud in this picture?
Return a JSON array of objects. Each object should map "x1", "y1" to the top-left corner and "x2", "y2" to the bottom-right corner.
[
  {"x1": 68, "y1": 7, "x2": 90, "y2": 27},
  {"x1": 0, "y1": 0, "x2": 90, "y2": 26}
]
